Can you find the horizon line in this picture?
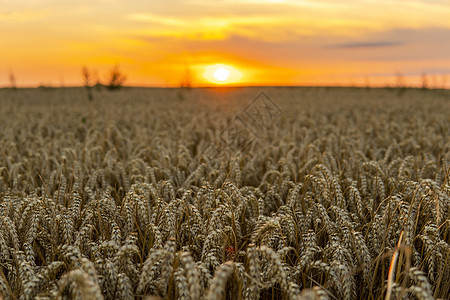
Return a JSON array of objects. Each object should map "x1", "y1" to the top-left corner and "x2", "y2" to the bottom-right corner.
[{"x1": 1, "y1": 85, "x2": 448, "y2": 91}]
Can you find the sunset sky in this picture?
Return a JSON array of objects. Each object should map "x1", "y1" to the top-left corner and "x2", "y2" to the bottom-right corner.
[{"x1": 1, "y1": 0, "x2": 450, "y2": 87}]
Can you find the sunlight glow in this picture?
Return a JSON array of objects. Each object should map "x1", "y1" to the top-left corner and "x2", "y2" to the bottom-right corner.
[
  {"x1": 204, "y1": 64, "x2": 242, "y2": 85},
  {"x1": 213, "y1": 67, "x2": 230, "y2": 81}
]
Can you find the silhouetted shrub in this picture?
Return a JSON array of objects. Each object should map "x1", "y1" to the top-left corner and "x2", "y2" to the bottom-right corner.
[{"x1": 106, "y1": 64, "x2": 126, "y2": 90}]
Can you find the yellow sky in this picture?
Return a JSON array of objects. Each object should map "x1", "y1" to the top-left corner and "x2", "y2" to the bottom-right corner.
[{"x1": 1, "y1": 0, "x2": 450, "y2": 87}]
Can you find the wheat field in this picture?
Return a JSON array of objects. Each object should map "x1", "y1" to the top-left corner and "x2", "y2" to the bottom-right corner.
[{"x1": 0, "y1": 87, "x2": 448, "y2": 299}]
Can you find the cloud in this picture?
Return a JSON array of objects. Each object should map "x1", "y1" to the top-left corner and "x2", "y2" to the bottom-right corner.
[
  {"x1": 126, "y1": 13, "x2": 185, "y2": 26},
  {"x1": 135, "y1": 25, "x2": 450, "y2": 65},
  {"x1": 330, "y1": 41, "x2": 404, "y2": 49},
  {"x1": 0, "y1": 10, "x2": 47, "y2": 22}
]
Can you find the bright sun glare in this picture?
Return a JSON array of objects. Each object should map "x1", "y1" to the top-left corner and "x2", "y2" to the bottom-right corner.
[
  {"x1": 204, "y1": 64, "x2": 242, "y2": 85},
  {"x1": 214, "y1": 68, "x2": 230, "y2": 81}
]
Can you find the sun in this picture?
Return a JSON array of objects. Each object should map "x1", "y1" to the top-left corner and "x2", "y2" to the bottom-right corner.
[
  {"x1": 214, "y1": 67, "x2": 230, "y2": 81},
  {"x1": 204, "y1": 64, "x2": 242, "y2": 85}
]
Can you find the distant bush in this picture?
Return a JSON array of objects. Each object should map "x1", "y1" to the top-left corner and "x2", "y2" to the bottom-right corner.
[
  {"x1": 421, "y1": 72, "x2": 429, "y2": 90},
  {"x1": 8, "y1": 70, "x2": 17, "y2": 90},
  {"x1": 177, "y1": 65, "x2": 193, "y2": 101},
  {"x1": 106, "y1": 64, "x2": 126, "y2": 90},
  {"x1": 82, "y1": 66, "x2": 94, "y2": 101}
]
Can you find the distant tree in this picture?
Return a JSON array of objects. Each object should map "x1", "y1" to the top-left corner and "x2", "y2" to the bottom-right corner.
[
  {"x1": 82, "y1": 66, "x2": 94, "y2": 101},
  {"x1": 92, "y1": 69, "x2": 103, "y2": 90},
  {"x1": 421, "y1": 72, "x2": 429, "y2": 90},
  {"x1": 180, "y1": 65, "x2": 193, "y2": 89},
  {"x1": 431, "y1": 75, "x2": 438, "y2": 89},
  {"x1": 8, "y1": 70, "x2": 16, "y2": 89},
  {"x1": 177, "y1": 65, "x2": 193, "y2": 101},
  {"x1": 395, "y1": 72, "x2": 407, "y2": 97},
  {"x1": 106, "y1": 64, "x2": 126, "y2": 90},
  {"x1": 395, "y1": 72, "x2": 406, "y2": 88},
  {"x1": 364, "y1": 76, "x2": 371, "y2": 89}
]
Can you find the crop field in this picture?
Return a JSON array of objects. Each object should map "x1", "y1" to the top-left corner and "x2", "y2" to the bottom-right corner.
[{"x1": 0, "y1": 87, "x2": 448, "y2": 299}]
